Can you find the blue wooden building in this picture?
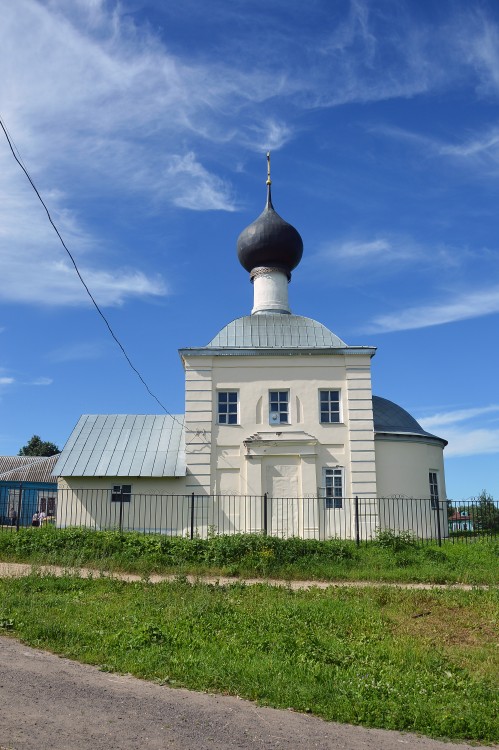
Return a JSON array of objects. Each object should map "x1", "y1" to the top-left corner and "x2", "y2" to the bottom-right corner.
[{"x1": 0, "y1": 455, "x2": 59, "y2": 527}]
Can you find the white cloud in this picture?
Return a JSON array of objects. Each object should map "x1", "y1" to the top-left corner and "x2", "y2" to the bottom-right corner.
[
  {"x1": 455, "y1": 8, "x2": 499, "y2": 96},
  {"x1": 0, "y1": 0, "x2": 248, "y2": 309},
  {"x1": 3, "y1": 1, "x2": 499, "y2": 313},
  {"x1": 48, "y1": 342, "x2": 104, "y2": 363},
  {"x1": 334, "y1": 238, "x2": 416, "y2": 265},
  {"x1": 2, "y1": 0, "x2": 498, "y2": 230},
  {"x1": 440, "y1": 130, "x2": 499, "y2": 159},
  {"x1": 0, "y1": 155, "x2": 168, "y2": 307},
  {"x1": 0, "y1": 249, "x2": 167, "y2": 308},
  {"x1": 0, "y1": 1, "x2": 275, "y2": 206},
  {"x1": 371, "y1": 122, "x2": 499, "y2": 176},
  {"x1": 166, "y1": 153, "x2": 236, "y2": 212},
  {"x1": 418, "y1": 404, "x2": 499, "y2": 458},
  {"x1": 76, "y1": 266, "x2": 167, "y2": 307},
  {"x1": 444, "y1": 427, "x2": 499, "y2": 458},
  {"x1": 337, "y1": 239, "x2": 392, "y2": 259},
  {"x1": 420, "y1": 405, "x2": 499, "y2": 430},
  {"x1": 0, "y1": 373, "x2": 53, "y2": 387},
  {"x1": 2, "y1": 0, "x2": 484, "y2": 220},
  {"x1": 241, "y1": 120, "x2": 294, "y2": 153},
  {"x1": 27, "y1": 377, "x2": 53, "y2": 386},
  {"x1": 313, "y1": 1, "x2": 434, "y2": 106},
  {"x1": 368, "y1": 285, "x2": 499, "y2": 333},
  {"x1": 317, "y1": 235, "x2": 435, "y2": 277}
]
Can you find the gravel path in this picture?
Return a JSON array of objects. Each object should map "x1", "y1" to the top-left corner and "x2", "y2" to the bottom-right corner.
[
  {"x1": 0, "y1": 561, "x2": 492, "y2": 590},
  {"x1": 0, "y1": 637, "x2": 489, "y2": 750}
]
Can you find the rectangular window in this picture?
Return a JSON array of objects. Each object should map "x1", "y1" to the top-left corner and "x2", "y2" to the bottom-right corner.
[
  {"x1": 319, "y1": 390, "x2": 341, "y2": 423},
  {"x1": 429, "y1": 471, "x2": 439, "y2": 510},
  {"x1": 39, "y1": 496, "x2": 56, "y2": 516},
  {"x1": 269, "y1": 390, "x2": 289, "y2": 424},
  {"x1": 324, "y1": 468, "x2": 343, "y2": 509},
  {"x1": 111, "y1": 484, "x2": 132, "y2": 503},
  {"x1": 218, "y1": 391, "x2": 238, "y2": 424}
]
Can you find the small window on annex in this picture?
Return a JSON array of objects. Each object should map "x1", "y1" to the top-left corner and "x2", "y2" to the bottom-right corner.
[
  {"x1": 111, "y1": 484, "x2": 132, "y2": 503},
  {"x1": 324, "y1": 467, "x2": 343, "y2": 509},
  {"x1": 319, "y1": 390, "x2": 341, "y2": 423},
  {"x1": 269, "y1": 390, "x2": 289, "y2": 425},
  {"x1": 429, "y1": 471, "x2": 439, "y2": 510},
  {"x1": 218, "y1": 391, "x2": 239, "y2": 425}
]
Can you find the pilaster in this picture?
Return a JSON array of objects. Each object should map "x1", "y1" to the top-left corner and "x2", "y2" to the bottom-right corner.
[{"x1": 345, "y1": 362, "x2": 377, "y2": 497}]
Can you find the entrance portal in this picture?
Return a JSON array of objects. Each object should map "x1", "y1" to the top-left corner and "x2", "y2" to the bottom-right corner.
[{"x1": 264, "y1": 460, "x2": 300, "y2": 537}]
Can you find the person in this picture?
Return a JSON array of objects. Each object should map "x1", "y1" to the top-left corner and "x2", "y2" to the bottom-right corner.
[
  {"x1": 39, "y1": 510, "x2": 47, "y2": 525},
  {"x1": 10, "y1": 508, "x2": 17, "y2": 526},
  {"x1": 31, "y1": 511, "x2": 40, "y2": 527}
]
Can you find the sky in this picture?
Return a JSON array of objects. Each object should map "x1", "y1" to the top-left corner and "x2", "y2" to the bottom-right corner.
[{"x1": 1, "y1": 0, "x2": 498, "y2": 501}]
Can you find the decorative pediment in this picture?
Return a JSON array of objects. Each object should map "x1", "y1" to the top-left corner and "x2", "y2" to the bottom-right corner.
[{"x1": 243, "y1": 431, "x2": 318, "y2": 457}]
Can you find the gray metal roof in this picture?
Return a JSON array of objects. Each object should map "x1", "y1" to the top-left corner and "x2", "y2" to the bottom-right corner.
[
  {"x1": 54, "y1": 415, "x2": 186, "y2": 478},
  {"x1": 373, "y1": 396, "x2": 447, "y2": 446},
  {"x1": 207, "y1": 314, "x2": 347, "y2": 349},
  {"x1": 0, "y1": 454, "x2": 60, "y2": 483}
]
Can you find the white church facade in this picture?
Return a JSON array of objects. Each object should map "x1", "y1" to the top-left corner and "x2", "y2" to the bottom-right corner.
[{"x1": 55, "y1": 161, "x2": 447, "y2": 539}]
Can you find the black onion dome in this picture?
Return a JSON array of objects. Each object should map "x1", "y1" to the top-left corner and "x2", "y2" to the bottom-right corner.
[{"x1": 237, "y1": 185, "x2": 303, "y2": 278}]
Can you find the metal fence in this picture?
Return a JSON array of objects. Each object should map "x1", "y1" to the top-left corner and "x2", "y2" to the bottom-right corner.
[{"x1": 1, "y1": 487, "x2": 498, "y2": 545}]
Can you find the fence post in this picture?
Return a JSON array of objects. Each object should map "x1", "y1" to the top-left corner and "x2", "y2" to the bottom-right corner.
[
  {"x1": 354, "y1": 495, "x2": 360, "y2": 547},
  {"x1": 190, "y1": 492, "x2": 195, "y2": 540},
  {"x1": 118, "y1": 491, "x2": 124, "y2": 534},
  {"x1": 16, "y1": 484, "x2": 23, "y2": 532},
  {"x1": 435, "y1": 500, "x2": 442, "y2": 547},
  {"x1": 263, "y1": 493, "x2": 268, "y2": 535}
]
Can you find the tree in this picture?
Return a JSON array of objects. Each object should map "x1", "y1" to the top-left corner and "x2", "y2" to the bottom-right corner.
[
  {"x1": 18, "y1": 435, "x2": 60, "y2": 457},
  {"x1": 469, "y1": 490, "x2": 499, "y2": 533}
]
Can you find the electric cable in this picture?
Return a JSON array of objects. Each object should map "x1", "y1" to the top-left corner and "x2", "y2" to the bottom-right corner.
[{"x1": 0, "y1": 115, "x2": 188, "y2": 431}]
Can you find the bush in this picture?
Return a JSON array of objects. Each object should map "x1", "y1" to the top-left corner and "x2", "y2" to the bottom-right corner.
[
  {"x1": 373, "y1": 529, "x2": 418, "y2": 552},
  {"x1": 422, "y1": 547, "x2": 448, "y2": 564},
  {"x1": 1, "y1": 527, "x2": 497, "y2": 585},
  {"x1": 0, "y1": 528, "x2": 356, "y2": 571}
]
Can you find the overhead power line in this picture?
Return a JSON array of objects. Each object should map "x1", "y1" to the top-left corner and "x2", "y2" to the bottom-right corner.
[{"x1": 0, "y1": 115, "x2": 188, "y2": 430}]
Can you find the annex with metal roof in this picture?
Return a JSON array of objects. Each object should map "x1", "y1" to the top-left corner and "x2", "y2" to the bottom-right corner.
[{"x1": 53, "y1": 414, "x2": 186, "y2": 478}]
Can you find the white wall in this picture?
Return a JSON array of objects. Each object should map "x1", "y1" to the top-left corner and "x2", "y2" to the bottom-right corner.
[
  {"x1": 181, "y1": 349, "x2": 376, "y2": 538},
  {"x1": 57, "y1": 476, "x2": 189, "y2": 532},
  {"x1": 374, "y1": 437, "x2": 448, "y2": 539}
]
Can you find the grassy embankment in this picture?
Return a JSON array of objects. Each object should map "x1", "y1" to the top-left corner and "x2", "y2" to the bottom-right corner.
[
  {"x1": 0, "y1": 525, "x2": 498, "y2": 584},
  {"x1": 0, "y1": 574, "x2": 497, "y2": 742}
]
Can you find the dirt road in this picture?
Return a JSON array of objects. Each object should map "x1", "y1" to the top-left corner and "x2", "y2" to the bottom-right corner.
[
  {"x1": 0, "y1": 564, "x2": 493, "y2": 748},
  {"x1": 0, "y1": 637, "x2": 488, "y2": 750},
  {"x1": 0, "y1": 561, "x2": 489, "y2": 590}
]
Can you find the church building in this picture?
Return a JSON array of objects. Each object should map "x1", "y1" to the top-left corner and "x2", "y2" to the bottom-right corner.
[{"x1": 55, "y1": 159, "x2": 447, "y2": 539}]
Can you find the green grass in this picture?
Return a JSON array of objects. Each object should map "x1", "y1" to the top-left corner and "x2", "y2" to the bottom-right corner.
[
  {"x1": 0, "y1": 526, "x2": 498, "y2": 584},
  {"x1": 0, "y1": 574, "x2": 497, "y2": 742}
]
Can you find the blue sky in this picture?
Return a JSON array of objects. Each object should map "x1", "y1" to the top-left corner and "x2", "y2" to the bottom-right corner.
[{"x1": 1, "y1": 0, "x2": 498, "y2": 500}]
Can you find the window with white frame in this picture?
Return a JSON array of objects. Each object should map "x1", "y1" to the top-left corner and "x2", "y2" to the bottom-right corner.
[
  {"x1": 323, "y1": 467, "x2": 343, "y2": 509},
  {"x1": 429, "y1": 471, "x2": 439, "y2": 510},
  {"x1": 218, "y1": 391, "x2": 239, "y2": 424},
  {"x1": 269, "y1": 390, "x2": 289, "y2": 424},
  {"x1": 319, "y1": 390, "x2": 341, "y2": 423}
]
